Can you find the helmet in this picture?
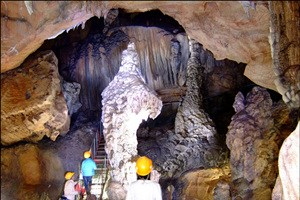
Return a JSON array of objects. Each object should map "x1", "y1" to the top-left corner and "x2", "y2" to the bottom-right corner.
[
  {"x1": 135, "y1": 156, "x2": 153, "y2": 176},
  {"x1": 65, "y1": 172, "x2": 74, "y2": 180},
  {"x1": 84, "y1": 151, "x2": 91, "y2": 158}
]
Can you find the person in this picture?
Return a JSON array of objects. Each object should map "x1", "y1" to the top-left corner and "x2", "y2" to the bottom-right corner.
[
  {"x1": 126, "y1": 156, "x2": 162, "y2": 200},
  {"x1": 81, "y1": 151, "x2": 97, "y2": 194},
  {"x1": 64, "y1": 172, "x2": 80, "y2": 200}
]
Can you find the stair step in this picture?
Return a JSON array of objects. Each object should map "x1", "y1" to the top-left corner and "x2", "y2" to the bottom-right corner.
[
  {"x1": 95, "y1": 168, "x2": 107, "y2": 171},
  {"x1": 93, "y1": 155, "x2": 105, "y2": 158},
  {"x1": 95, "y1": 153, "x2": 106, "y2": 156},
  {"x1": 95, "y1": 151, "x2": 106, "y2": 153},
  {"x1": 96, "y1": 149, "x2": 105, "y2": 151},
  {"x1": 95, "y1": 165, "x2": 107, "y2": 168},
  {"x1": 94, "y1": 158, "x2": 106, "y2": 162},
  {"x1": 95, "y1": 155, "x2": 106, "y2": 158},
  {"x1": 95, "y1": 155, "x2": 106, "y2": 159},
  {"x1": 96, "y1": 151, "x2": 106, "y2": 155},
  {"x1": 96, "y1": 156, "x2": 106, "y2": 159}
]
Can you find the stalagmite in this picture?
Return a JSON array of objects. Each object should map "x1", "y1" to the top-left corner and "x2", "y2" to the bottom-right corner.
[{"x1": 101, "y1": 42, "x2": 162, "y2": 199}]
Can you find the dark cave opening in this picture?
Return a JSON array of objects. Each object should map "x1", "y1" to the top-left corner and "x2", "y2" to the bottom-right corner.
[{"x1": 117, "y1": 9, "x2": 186, "y2": 34}]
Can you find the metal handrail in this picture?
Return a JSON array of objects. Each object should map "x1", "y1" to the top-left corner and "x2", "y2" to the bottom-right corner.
[
  {"x1": 90, "y1": 125, "x2": 101, "y2": 160},
  {"x1": 88, "y1": 122, "x2": 111, "y2": 199}
]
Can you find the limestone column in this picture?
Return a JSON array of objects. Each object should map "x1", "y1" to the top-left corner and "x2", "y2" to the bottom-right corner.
[
  {"x1": 173, "y1": 37, "x2": 223, "y2": 171},
  {"x1": 101, "y1": 42, "x2": 162, "y2": 199}
]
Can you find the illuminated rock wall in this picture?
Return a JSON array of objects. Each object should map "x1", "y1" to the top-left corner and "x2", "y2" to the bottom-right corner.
[{"x1": 1, "y1": 50, "x2": 70, "y2": 145}]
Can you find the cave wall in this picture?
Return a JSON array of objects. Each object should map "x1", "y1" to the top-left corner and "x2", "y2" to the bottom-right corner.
[
  {"x1": 1, "y1": 50, "x2": 70, "y2": 145},
  {"x1": 269, "y1": 1, "x2": 300, "y2": 109}
]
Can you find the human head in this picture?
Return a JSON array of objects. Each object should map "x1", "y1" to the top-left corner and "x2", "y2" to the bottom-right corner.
[
  {"x1": 135, "y1": 156, "x2": 153, "y2": 176},
  {"x1": 84, "y1": 151, "x2": 91, "y2": 158},
  {"x1": 65, "y1": 172, "x2": 75, "y2": 180}
]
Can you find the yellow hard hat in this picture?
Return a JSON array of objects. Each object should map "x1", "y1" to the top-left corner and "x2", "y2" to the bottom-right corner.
[
  {"x1": 65, "y1": 172, "x2": 74, "y2": 180},
  {"x1": 84, "y1": 151, "x2": 91, "y2": 158},
  {"x1": 135, "y1": 156, "x2": 153, "y2": 176}
]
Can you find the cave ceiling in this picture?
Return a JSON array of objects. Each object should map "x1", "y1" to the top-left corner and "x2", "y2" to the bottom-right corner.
[{"x1": 1, "y1": 1, "x2": 276, "y2": 91}]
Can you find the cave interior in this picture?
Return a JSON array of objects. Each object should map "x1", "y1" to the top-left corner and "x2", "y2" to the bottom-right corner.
[{"x1": 1, "y1": 4, "x2": 299, "y2": 200}]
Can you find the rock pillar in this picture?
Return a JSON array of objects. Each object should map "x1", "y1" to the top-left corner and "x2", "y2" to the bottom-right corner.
[{"x1": 101, "y1": 42, "x2": 162, "y2": 199}]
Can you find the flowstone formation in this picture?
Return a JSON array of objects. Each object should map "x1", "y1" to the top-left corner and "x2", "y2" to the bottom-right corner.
[
  {"x1": 226, "y1": 86, "x2": 296, "y2": 200},
  {"x1": 101, "y1": 42, "x2": 162, "y2": 199}
]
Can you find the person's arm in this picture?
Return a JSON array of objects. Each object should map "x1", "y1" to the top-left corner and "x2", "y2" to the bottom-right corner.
[
  {"x1": 81, "y1": 161, "x2": 86, "y2": 174},
  {"x1": 94, "y1": 160, "x2": 97, "y2": 169},
  {"x1": 72, "y1": 182, "x2": 80, "y2": 195}
]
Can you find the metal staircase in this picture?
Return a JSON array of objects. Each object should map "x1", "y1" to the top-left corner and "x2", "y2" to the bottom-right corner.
[
  {"x1": 80, "y1": 127, "x2": 109, "y2": 200},
  {"x1": 91, "y1": 130, "x2": 109, "y2": 199}
]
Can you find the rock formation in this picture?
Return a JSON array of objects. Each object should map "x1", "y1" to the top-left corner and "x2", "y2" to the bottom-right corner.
[
  {"x1": 60, "y1": 79, "x2": 82, "y2": 118},
  {"x1": 1, "y1": 50, "x2": 70, "y2": 145},
  {"x1": 101, "y1": 42, "x2": 162, "y2": 198},
  {"x1": 227, "y1": 86, "x2": 297, "y2": 200},
  {"x1": 269, "y1": 1, "x2": 300, "y2": 109},
  {"x1": 176, "y1": 163, "x2": 231, "y2": 200},
  {"x1": 273, "y1": 121, "x2": 299, "y2": 200}
]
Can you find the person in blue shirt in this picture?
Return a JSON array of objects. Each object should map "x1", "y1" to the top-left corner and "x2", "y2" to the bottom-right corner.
[{"x1": 81, "y1": 151, "x2": 97, "y2": 194}]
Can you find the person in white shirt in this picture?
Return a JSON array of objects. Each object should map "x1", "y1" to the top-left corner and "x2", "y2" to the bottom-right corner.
[
  {"x1": 64, "y1": 172, "x2": 80, "y2": 200},
  {"x1": 126, "y1": 156, "x2": 162, "y2": 200}
]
